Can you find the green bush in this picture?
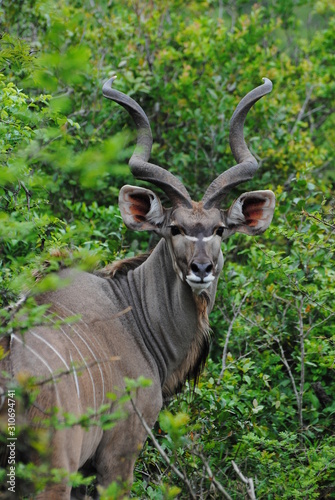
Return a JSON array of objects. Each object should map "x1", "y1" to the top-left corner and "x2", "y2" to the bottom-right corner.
[{"x1": 1, "y1": 0, "x2": 334, "y2": 498}]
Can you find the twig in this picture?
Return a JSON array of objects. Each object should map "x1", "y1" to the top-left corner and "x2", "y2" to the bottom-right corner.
[
  {"x1": 130, "y1": 397, "x2": 197, "y2": 499},
  {"x1": 4, "y1": 293, "x2": 27, "y2": 315},
  {"x1": 313, "y1": 107, "x2": 335, "y2": 131},
  {"x1": 297, "y1": 296, "x2": 305, "y2": 430},
  {"x1": 301, "y1": 209, "x2": 335, "y2": 230},
  {"x1": 92, "y1": 111, "x2": 115, "y2": 134},
  {"x1": 303, "y1": 104, "x2": 324, "y2": 118},
  {"x1": 305, "y1": 312, "x2": 335, "y2": 337},
  {"x1": 20, "y1": 181, "x2": 31, "y2": 210},
  {"x1": 2, "y1": 294, "x2": 28, "y2": 326},
  {"x1": 232, "y1": 461, "x2": 257, "y2": 500},
  {"x1": 218, "y1": 291, "x2": 250, "y2": 381},
  {"x1": 0, "y1": 118, "x2": 12, "y2": 125},
  {"x1": 274, "y1": 337, "x2": 300, "y2": 417},
  {"x1": 193, "y1": 451, "x2": 233, "y2": 500},
  {"x1": 290, "y1": 85, "x2": 314, "y2": 135}
]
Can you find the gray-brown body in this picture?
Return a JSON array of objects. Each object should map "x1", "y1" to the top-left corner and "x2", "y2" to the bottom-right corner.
[
  {"x1": 11, "y1": 240, "x2": 209, "y2": 498},
  {"x1": 0, "y1": 78, "x2": 275, "y2": 499}
]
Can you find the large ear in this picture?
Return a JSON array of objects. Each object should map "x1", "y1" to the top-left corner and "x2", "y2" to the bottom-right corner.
[
  {"x1": 119, "y1": 185, "x2": 166, "y2": 231},
  {"x1": 224, "y1": 190, "x2": 275, "y2": 235}
]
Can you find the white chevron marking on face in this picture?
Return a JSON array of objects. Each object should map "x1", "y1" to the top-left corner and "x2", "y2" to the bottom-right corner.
[
  {"x1": 184, "y1": 235, "x2": 199, "y2": 242},
  {"x1": 184, "y1": 234, "x2": 216, "y2": 242},
  {"x1": 202, "y1": 234, "x2": 214, "y2": 242}
]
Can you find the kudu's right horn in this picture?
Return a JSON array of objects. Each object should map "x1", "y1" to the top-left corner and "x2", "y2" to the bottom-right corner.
[
  {"x1": 102, "y1": 77, "x2": 192, "y2": 208},
  {"x1": 202, "y1": 78, "x2": 273, "y2": 209}
]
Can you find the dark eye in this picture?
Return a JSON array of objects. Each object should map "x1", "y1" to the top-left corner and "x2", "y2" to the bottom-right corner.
[
  {"x1": 171, "y1": 226, "x2": 181, "y2": 236},
  {"x1": 216, "y1": 227, "x2": 224, "y2": 237}
]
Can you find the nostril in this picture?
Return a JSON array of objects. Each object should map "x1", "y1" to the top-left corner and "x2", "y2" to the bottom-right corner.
[
  {"x1": 205, "y1": 264, "x2": 213, "y2": 274},
  {"x1": 191, "y1": 263, "x2": 199, "y2": 273}
]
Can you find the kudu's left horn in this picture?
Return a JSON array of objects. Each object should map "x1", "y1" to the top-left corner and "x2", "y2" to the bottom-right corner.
[
  {"x1": 102, "y1": 77, "x2": 192, "y2": 208},
  {"x1": 202, "y1": 78, "x2": 273, "y2": 209}
]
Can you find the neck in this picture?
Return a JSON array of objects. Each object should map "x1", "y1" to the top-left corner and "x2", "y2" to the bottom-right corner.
[{"x1": 120, "y1": 239, "x2": 220, "y2": 396}]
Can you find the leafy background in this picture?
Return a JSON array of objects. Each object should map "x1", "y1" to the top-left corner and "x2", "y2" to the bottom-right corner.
[{"x1": 0, "y1": 0, "x2": 334, "y2": 498}]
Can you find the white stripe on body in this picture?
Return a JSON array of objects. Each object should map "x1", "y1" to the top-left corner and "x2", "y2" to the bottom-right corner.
[
  {"x1": 30, "y1": 331, "x2": 70, "y2": 371},
  {"x1": 69, "y1": 353, "x2": 80, "y2": 399},
  {"x1": 53, "y1": 302, "x2": 108, "y2": 410},
  {"x1": 11, "y1": 333, "x2": 62, "y2": 407},
  {"x1": 51, "y1": 315, "x2": 98, "y2": 413},
  {"x1": 47, "y1": 317, "x2": 95, "y2": 404}
]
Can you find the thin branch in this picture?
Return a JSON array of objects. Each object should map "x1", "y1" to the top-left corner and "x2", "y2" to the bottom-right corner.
[
  {"x1": 0, "y1": 118, "x2": 12, "y2": 125},
  {"x1": 92, "y1": 111, "x2": 115, "y2": 135},
  {"x1": 239, "y1": 313, "x2": 271, "y2": 336},
  {"x1": 290, "y1": 85, "x2": 314, "y2": 135},
  {"x1": 301, "y1": 209, "x2": 335, "y2": 230},
  {"x1": 272, "y1": 292, "x2": 293, "y2": 307},
  {"x1": 218, "y1": 292, "x2": 250, "y2": 381},
  {"x1": 2, "y1": 294, "x2": 28, "y2": 326},
  {"x1": 192, "y1": 451, "x2": 233, "y2": 500},
  {"x1": 4, "y1": 293, "x2": 28, "y2": 314},
  {"x1": 232, "y1": 461, "x2": 257, "y2": 500},
  {"x1": 274, "y1": 337, "x2": 300, "y2": 414},
  {"x1": 305, "y1": 312, "x2": 335, "y2": 337},
  {"x1": 222, "y1": 349, "x2": 254, "y2": 373},
  {"x1": 297, "y1": 296, "x2": 305, "y2": 430},
  {"x1": 313, "y1": 107, "x2": 335, "y2": 131},
  {"x1": 20, "y1": 181, "x2": 31, "y2": 210},
  {"x1": 303, "y1": 104, "x2": 324, "y2": 119},
  {"x1": 130, "y1": 398, "x2": 197, "y2": 500}
]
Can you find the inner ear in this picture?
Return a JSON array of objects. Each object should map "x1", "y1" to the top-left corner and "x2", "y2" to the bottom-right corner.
[
  {"x1": 128, "y1": 193, "x2": 151, "y2": 223},
  {"x1": 119, "y1": 185, "x2": 165, "y2": 232},
  {"x1": 225, "y1": 190, "x2": 275, "y2": 235},
  {"x1": 242, "y1": 197, "x2": 266, "y2": 227}
]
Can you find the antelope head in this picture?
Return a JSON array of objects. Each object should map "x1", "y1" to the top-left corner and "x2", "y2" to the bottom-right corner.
[{"x1": 103, "y1": 78, "x2": 275, "y2": 293}]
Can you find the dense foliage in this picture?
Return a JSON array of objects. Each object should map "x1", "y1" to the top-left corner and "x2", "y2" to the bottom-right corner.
[{"x1": 0, "y1": 0, "x2": 334, "y2": 498}]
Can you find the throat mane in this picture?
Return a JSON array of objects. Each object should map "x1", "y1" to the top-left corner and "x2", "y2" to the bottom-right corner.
[{"x1": 162, "y1": 291, "x2": 211, "y2": 398}]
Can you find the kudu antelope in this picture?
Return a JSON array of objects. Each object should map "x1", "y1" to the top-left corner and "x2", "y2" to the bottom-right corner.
[{"x1": 0, "y1": 77, "x2": 275, "y2": 498}]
